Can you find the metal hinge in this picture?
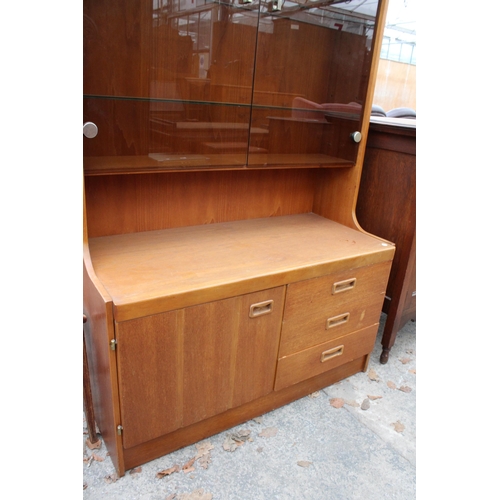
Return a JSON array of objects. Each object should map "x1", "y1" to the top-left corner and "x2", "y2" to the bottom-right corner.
[
  {"x1": 110, "y1": 339, "x2": 117, "y2": 351},
  {"x1": 117, "y1": 425, "x2": 123, "y2": 435}
]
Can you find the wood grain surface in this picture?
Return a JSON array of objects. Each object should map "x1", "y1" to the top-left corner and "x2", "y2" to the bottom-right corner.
[{"x1": 89, "y1": 213, "x2": 394, "y2": 321}]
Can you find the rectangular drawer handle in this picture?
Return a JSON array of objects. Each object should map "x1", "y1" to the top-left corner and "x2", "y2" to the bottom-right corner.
[
  {"x1": 332, "y1": 278, "x2": 356, "y2": 294},
  {"x1": 249, "y1": 300, "x2": 274, "y2": 318},
  {"x1": 326, "y1": 312, "x2": 350, "y2": 329},
  {"x1": 321, "y1": 345, "x2": 344, "y2": 363}
]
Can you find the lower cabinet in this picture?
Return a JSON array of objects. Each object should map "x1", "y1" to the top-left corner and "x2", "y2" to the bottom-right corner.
[
  {"x1": 112, "y1": 262, "x2": 390, "y2": 454},
  {"x1": 83, "y1": 214, "x2": 394, "y2": 475},
  {"x1": 115, "y1": 287, "x2": 285, "y2": 450}
]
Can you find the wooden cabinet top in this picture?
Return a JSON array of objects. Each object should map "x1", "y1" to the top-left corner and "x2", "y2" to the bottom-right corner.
[{"x1": 88, "y1": 213, "x2": 394, "y2": 321}]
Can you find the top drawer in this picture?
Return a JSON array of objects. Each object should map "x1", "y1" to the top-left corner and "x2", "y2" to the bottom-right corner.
[{"x1": 279, "y1": 261, "x2": 392, "y2": 357}]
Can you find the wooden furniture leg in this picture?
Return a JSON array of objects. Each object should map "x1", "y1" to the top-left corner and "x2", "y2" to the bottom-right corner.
[
  {"x1": 379, "y1": 235, "x2": 416, "y2": 364},
  {"x1": 83, "y1": 314, "x2": 99, "y2": 444}
]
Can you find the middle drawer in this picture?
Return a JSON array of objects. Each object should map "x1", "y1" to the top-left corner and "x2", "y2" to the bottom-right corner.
[{"x1": 279, "y1": 261, "x2": 391, "y2": 357}]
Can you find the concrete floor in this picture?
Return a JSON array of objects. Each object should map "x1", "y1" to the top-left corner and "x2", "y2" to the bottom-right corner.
[{"x1": 83, "y1": 313, "x2": 416, "y2": 499}]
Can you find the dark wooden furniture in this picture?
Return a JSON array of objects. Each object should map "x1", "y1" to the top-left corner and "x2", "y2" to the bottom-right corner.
[
  {"x1": 356, "y1": 117, "x2": 416, "y2": 363},
  {"x1": 83, "y1": 0, "x2": 393, "y2": 476}
]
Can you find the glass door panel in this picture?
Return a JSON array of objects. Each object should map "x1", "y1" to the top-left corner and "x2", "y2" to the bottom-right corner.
[
  {"x1": 249, "y1": 0, "x2": 380, "y2": 167},
  {"x1": 84, "y1": 0, "x2": 260, "y2": 174}
]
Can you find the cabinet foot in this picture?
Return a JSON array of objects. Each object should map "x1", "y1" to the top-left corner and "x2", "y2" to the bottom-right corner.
[{"x1": 379, "y1": 348, "x2": 390, "y2": 364}]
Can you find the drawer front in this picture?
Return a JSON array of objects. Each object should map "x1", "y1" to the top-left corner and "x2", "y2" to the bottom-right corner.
[
  {"x1": 279, "y1": 261, "x2": 391, "y2": 357},
  {"x1": 274, "y1": 324, "x2": 378, "y2": 391}
]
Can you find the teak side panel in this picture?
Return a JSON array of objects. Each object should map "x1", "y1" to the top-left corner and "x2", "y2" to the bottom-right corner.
[
  {"x1": 116, "y1": 288, "x2": 285, "y2": 449},
  {"x1": 83, "y1": 183, "x2": 125, "y2": 475},
  {"x1": 83, "y1": 256, "x2": 124, "y2": 475},
  {"x1": 313, "y1": 167, "x2": 363, "y2": 229}
]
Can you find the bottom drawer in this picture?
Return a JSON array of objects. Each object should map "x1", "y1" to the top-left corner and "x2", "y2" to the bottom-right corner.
[{"x1": 274, "y1": 323, "x2": 378, "y2": 391}]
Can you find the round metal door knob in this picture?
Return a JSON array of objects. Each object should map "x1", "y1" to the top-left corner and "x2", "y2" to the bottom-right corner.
[
  {"x1": 351, "y1": 131, "x2": 362, "y2": 143},
  {"x1": 83, "y1": 122, "x2": 98, "y2": 139}
]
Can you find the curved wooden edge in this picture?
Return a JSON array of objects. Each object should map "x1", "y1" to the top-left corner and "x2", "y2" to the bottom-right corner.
[
  {"x1": 83, "y1": 178, "x2": 125, "y2": 476},
  {"x1": 351, "y1": 213, "x2": 396, "y2": 247},
  {"x1": 356, "y1": 0, "x2": 390, "y2": 172},
  {"x1": 83, "y1": 176, "x2": 113, "y2": 303},
  {"x1": 347, "y1": 0, "x2": 390, "y2": 232},
  {"x1": 311, "y1": 2, "x2": 391, "y2": 233}
]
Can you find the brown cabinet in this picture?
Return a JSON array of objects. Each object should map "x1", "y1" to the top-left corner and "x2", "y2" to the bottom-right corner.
[
  {"x1": 83, "y1": 0, "x2": 393, "y2": 476},
  {"x1": 356, "y1": 117, "x2": 416, "y2": 363}
]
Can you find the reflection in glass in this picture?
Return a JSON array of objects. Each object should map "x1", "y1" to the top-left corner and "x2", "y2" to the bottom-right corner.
[
  {"x1": 83, "y1": 0, "x2": 380, "y2": 172},
  {"x1": 248, "y1": 0, "x2": 379, "y2": 165}
]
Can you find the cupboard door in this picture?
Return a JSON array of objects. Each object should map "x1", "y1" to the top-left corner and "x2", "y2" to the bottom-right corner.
[
  {"x1": 115, "y1": 287, "x2": 285, "y2": 449},
  {"x1": 83, "y1": 0, "x2": 260, "y2": 173},
  {"x1": 249, "y1": 0, "x2": 381, "y2": 167}
]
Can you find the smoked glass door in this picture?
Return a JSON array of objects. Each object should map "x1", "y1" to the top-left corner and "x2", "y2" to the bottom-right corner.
[
  {"x1": 83, "y1": 0, "x2": 260, "y2": 173},
  {"x1": 84, "y1": 0, "x2": 380, "y2": 174},
  {"x1": 249, "y1": 0, "x2": 380, "y2": 167}
]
